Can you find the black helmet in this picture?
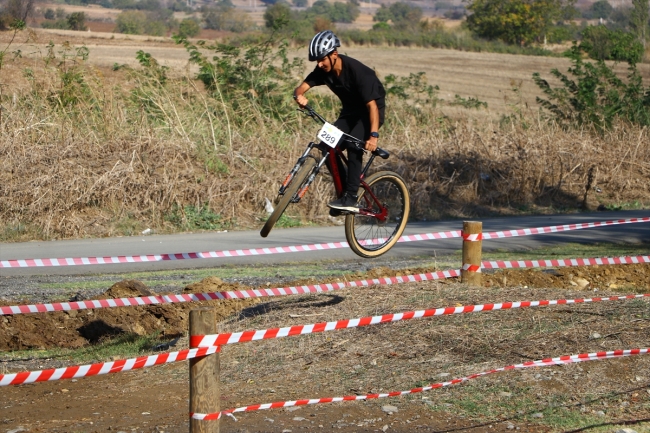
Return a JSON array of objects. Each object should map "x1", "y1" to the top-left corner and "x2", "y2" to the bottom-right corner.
[{"x1": 308, "y1": 30, "x2": 341, "y2": 61}]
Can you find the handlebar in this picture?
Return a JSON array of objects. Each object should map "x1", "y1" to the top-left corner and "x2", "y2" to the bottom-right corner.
[{"x1": 296, "y1": 103, "x2": 366, "y2": 149}]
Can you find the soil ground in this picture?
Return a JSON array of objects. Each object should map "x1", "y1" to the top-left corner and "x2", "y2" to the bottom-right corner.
[{"x1": 1, "y1": 262, "x2": 650, "y2": 432}]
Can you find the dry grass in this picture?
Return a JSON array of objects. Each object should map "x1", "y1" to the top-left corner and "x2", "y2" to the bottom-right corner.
[{"x1": 1, "y1": 33, "x2": 649, "y2": 241}]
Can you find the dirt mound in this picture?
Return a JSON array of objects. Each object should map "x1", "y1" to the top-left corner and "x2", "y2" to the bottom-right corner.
[
  {"x1": 103, "y1": 279, "x2": 156, "y2": 298},
  {"x1": 483, "y1": 263, "x2": 650, "y2": 292},
  {"x1": 0, "y1": 278, "x2": 261, "y2": 351}
]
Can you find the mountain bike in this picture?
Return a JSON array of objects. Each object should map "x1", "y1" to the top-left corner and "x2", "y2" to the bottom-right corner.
[{"x1": 260, "y1": 105, "x2": 410, "y2": 258}]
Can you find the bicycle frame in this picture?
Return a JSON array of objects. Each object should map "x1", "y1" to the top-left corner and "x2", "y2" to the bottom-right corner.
[{"x1": 277, "y1": 139, "x2": 387, "y2": 222}]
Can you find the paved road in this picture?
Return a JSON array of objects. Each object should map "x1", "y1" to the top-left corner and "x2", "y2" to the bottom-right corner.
[{"x1": 1, "y1": 210, "x2": 649, "y2": 277}]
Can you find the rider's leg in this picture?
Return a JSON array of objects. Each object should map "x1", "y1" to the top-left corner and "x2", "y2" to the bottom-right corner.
[{"x1": 327, "y1": 117, "x2": 367, "y2": 213}]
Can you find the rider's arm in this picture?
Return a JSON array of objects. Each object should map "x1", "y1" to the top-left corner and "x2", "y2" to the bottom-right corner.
[
  {"x1": 294, "y1": 82, "x2": 311, "y2": 107},
  {"x1": 365, "y1": 99, "x2": 380, "y2": 152}
]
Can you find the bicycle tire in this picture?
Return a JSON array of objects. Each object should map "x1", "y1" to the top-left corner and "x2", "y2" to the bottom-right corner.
[
  {"x1": 260, "y1": 157, "x2": 317, "y2": 238},
  {"x1": 345, "y1": 171, "x2": 410, "y2": 258}
]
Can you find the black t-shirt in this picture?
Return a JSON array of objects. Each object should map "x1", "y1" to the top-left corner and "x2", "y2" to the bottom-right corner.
[{"x1": 304, "y1": 54, "x2": 385, "y2": 122}]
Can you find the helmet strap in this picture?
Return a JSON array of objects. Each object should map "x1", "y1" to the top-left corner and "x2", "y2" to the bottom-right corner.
[{"x1": 328, "y1": 53, "x2": 338, "y2": 73}]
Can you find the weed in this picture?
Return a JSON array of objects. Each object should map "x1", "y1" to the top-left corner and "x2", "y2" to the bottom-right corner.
[
  {"x1": 165, "y1": 204, "x2": 227, "y2": 231},
  {"x1": 272, "y1": 213, "x2": 303, "y2": 229},
  {"x1": 450, "y1": 95, "x2": 488, "y2": 110}
]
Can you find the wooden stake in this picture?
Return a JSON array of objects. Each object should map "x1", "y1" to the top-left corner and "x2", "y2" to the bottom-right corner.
[
  {"x1": 190, "y1": 308, "x2": 220, "y2": 433},
  {"x1": 461, "y1": 221, "x2": 483, "y2": 286}
]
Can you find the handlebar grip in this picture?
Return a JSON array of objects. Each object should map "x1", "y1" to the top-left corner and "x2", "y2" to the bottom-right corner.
[{"x1": 293, "y1": 94, "x2": 312, "y2": 111}]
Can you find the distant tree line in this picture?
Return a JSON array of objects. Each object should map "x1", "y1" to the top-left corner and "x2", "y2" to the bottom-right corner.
[
  {"x1": 1, "y1": 0, "x2": 648, "y2": 62},
  {"x1": 462, "y1": 0, "x2": 649, "y2": 62}
]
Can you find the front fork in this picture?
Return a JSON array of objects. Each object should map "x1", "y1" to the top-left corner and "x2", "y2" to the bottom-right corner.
[
  {"x1": 278, "y1": 142, "x2": 328, "y2": 204},
  {"x1": 279, "y1": 142, "x2": 317, "y2": 196}
]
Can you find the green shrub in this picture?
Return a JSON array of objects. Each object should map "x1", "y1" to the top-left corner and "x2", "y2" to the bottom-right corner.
[
  {"x1": 41, "y1": 18, "x2": 70, "y2": 29},
  {"x1": 580, "y1": 25, "x2": 644, "y2": 64},
  {"x1": 67, "y1": 12, "x2": 87, "y2": 31},
  {"x1": 116, "y1": 10, "x2": 146, "y2": 34},
  {"x1": 581, "y1": 0, "x2": 613, "y2": 19},
  {"x1": 304, "y1": 0, "x2": 359, "y2": 23},
  {"x1": 264, "y1": 2, "x2": 291, "y2": 29},
  {"x1": 177, "y1": 18, "x2": 200, "y2": 38},
  {"x1": 115, "y1": 9, "x2": 172, "y2": 35},
  {"x1": 372, "y1": 2, "x2": 422, "y2": 30},
  {"x1": 173, "y1": 31, "x2": 303, "y2": 122},
  {"x1": 533, "y1": 43, "x2": 650, "y2": 130},
  {"x1": 203, "y1": 7, "x2": 253, "y2": 32}
]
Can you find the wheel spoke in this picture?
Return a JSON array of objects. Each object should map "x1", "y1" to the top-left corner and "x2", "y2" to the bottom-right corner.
[{"x1": 346, "y1": 173, "x2": 409, "y2": 257}]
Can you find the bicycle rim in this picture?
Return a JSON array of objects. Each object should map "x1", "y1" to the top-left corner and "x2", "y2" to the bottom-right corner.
[
  {"x1": 345, "y1": 171, "x2": 410, "y2": 258},
  {"x1": 260, "y1": 157, "x2": 317, "y2": 238}
]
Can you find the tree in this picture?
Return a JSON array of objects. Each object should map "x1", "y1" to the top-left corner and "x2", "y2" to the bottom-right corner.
[
  {"x1": 178, "y1": 18, "x2": 200, "y2": 37},
  {"x1": 630, "y1": 0, "x2": 648, "y2": 49},
  {"x1": 202, "y1": 4, "x2": 253, "y2": 32},
  {"x1": 263, "y1": 2, "x2": 291, "y2": 28},
  {"x1": 373, "y1": 4, "x2": 393, "y2": 22},
  {"x1": 580, "y1": 24, "x2": 644, "y2": 63},
  {"x1": 582, "y1": 0, "x2": 613, "y2": 19},
  {"x1": 313, "y1": 15, "x2": 332, "y2": 31},
  {"x1": 44, "y1": 8, "x2": 55, "y2": 19},
  {"x1": 372, "y1": 2, "x2": 422, "y2": 29},
  {"x1": 466, "y1": 0, "x2": 563, "y2": 45},
  {"x1": 0, "y1": 0, "x2": 34, "y2": 29},
  {"x1": 609, "y1": 6, "x2": 631, "y2": 30},
  {"x1": 116, "y1": 10, "x2": 147, "y2": 34},
  {"x1": 392, "y1": 2, "x2": 422, "y2": 28},
  {"x1": 306, "y1": 0, "x2": 359, "y2": 23},
  {"x1": 67, "y1": 12, "x2": 87, "y2": 30}
]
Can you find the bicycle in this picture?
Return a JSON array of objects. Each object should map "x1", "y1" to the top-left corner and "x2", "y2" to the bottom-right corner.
[{"x1": 260, "y1": 105, "x2": 410, "y2": 258}]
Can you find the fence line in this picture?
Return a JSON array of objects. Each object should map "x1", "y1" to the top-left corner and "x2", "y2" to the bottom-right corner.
[
  {"x1": 191, "y1": 348, "x2": 650, "y2": 420},
  {"x1": 3, "y1": 292, "x2": 649, "y2": 386},
  {"x1": 2, "y1": 216, "x2": 648, "y2": 268}
]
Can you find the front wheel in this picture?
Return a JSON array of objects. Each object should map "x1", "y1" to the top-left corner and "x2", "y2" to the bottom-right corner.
[
  {"x1": 345, "y1": 171, "x2": 410, "y2": 258},
  {"x1": 260, "y1": 157, "x2": 317, "y2": 238}
]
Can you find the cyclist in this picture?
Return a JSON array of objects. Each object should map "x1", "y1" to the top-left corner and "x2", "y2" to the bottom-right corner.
[{"x1": 294, "y1": 30, "x2": 386, "y2": 214}]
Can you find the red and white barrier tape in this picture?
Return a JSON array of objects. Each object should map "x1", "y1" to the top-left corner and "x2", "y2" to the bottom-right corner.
[
  {"x1": 191, "y1": 348, "x2": 650, "y2": 420},
  {"x1": 480, "y1": 217, "x2": 650, "y2": 239},
  {"x1": 482, "y1": 255, "x2": 650, "y2": 269},
  {"x1": 190, "y1": 293, "x2": 650, "y2": 348},
  {"x1": 462, "y1": 263, "x2": 481, "y2": 273},
  {"x1": 0, "y1": 347, "x2": 219, "y2": 387},
  {"x1": 3, "y1": 293, "x2": 649, "y2": 386},
  {"x1": 2, "y1": 217, "x2": 647, "y2": 268},
  {"x1": 0, "y1": 270, "x2": 461, "y2": 316},
  {"x1": 462, "y1": 233, "x2": 482, "y2": 242},
  {"x1": 3, "y1": 254, "x2": 650, "y2": 316}
]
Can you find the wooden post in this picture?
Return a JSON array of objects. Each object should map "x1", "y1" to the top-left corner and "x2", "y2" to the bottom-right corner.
[
  {"x1": 190, "y1": 308, "x2": 220, "y2": 433},
  {"x1": 461, "y1": 221, "x2": 483, "y2": 286}
]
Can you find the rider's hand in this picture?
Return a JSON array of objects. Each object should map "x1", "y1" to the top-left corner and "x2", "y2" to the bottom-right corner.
[
  {"x1": 295, "y1": 94, "x2": 309, "y2": 108},
  {"x1": 365, "y1": 137, "x2": 378, "y2": 152}
]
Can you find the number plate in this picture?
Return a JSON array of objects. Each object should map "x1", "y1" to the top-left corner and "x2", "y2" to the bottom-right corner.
[{"x1": 317, "y1": 122, "x2": 344, "y2": 148}]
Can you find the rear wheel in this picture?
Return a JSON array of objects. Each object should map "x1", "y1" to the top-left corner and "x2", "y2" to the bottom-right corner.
[
  {"x1": 345, "y1": 171, "x2": 410, "y2": 258},
  {"x1": 260, "y1": 157, "x2": 317, "y2": 238}
]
